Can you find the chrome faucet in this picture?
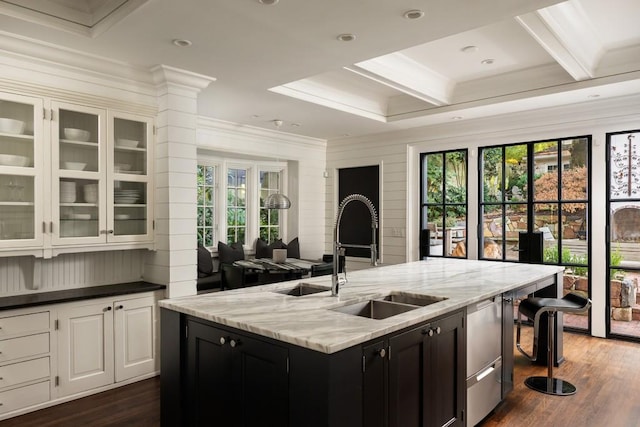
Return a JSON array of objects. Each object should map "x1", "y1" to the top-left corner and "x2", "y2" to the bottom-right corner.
[{"x1": 332, "y1": 194, "x2": 379, "y2": 296}]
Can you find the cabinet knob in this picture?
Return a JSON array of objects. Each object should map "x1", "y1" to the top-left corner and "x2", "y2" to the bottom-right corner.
[
  {"x1": 378, "y1": 348, "x2": 386, "y2": 358},
  {"x1": 435, "y1": 327, "x2": 441, "y2": 335},
  {"x1": 116, "y1": 305, "x2": 124, "y2": 310},
  {"x1": 105, "y1": 306, "x2": 112, "y2": 311},
  {"x1": 108, "y1": 230, "x2": 114, "y2": 234},
  {"x1": 219, "y1": 337, "x2": 226, "y2": 345},
  {"x1": 230, "y1": 339, "x2": 240, "y2": 348},
  {"x1": 428, "y1": 329, "x2": 435, "y2": 337}
]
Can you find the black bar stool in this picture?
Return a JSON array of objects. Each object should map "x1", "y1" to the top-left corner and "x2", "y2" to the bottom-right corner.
[{"x1": 516, "y1": 292, "x2": 592, "y2": 396}]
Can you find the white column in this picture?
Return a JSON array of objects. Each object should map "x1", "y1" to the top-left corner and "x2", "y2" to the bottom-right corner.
[{"x1": 145, "y1": 65, "x2": 215, "y2": 298}]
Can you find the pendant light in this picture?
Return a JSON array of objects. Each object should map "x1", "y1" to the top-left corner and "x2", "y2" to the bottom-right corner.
[{"x1": 264, "y1": 120, "x2": 292, "y2": 209}]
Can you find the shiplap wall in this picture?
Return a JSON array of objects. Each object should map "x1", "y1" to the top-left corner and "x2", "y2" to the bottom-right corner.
[{"x1": 0, "y1": 251, "x2": 146, "y2": 296}]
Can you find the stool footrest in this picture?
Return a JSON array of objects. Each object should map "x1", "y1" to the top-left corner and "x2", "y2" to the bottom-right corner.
[{"x1": 524, "y1": 376, "x2": 577, "y2": 396}]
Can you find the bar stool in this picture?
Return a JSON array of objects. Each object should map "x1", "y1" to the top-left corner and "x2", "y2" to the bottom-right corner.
[{"x1": 516, "y1": 292, "x2": 592, "y2": 396}]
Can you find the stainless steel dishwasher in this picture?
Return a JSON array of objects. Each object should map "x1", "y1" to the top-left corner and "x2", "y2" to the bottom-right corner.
[{"x1": 466, "y1": 296, "x2": 503, "y2": 427}]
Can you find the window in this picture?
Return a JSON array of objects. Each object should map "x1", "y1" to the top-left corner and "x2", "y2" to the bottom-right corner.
[
  {"x1": 226, "y1": 167, "x2": 247, "y2": 244},
  {"x1": 197, "y1": 164, "x2": 216, "y2": 247},
  {"x1": 197, "y1": 157, "x2": 287, "y2": 249},
  {"x1": 420, "y1": 150, "x2": 468, "y2": 258},
  {"x1": 259, "y1": 170, "x2": 282, "y2": 243}
]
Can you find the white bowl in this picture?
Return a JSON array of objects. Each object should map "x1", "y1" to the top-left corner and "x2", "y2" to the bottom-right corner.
[
  {"x1": 64, "y1": 162, "x2": 87, "y2": 171},
  {"x1": 0, "y1": 154, "x2": 30, "y2": 167},
  {"x1": 114, "y1": 163, "x2": 132, "y2": 172},
  {"x1": 63, "y1": 128, "x2": 91, "y2": 142},
  {"x1": 0, "y1": 118, "x2": 25, "y2": 135},
  {"x1": 116, "y1": 139, "x2": 139, "y2": 148}
]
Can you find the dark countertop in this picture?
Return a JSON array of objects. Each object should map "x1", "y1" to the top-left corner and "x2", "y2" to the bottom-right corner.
[{"x1": 0, "y1": 281, "x2": 165, "y2": 311}]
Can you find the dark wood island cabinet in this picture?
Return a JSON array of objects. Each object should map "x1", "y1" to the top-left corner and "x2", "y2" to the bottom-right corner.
[{"x1": 161, "y1": 308, "x2": 465, "y2": 427}]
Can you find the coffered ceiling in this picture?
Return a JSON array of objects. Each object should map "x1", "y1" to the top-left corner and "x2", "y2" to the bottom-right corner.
[{"x1": 0, "y1": 0, "x2": 638, "y2": 140}]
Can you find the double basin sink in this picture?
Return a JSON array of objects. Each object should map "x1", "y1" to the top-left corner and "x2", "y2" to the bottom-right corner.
[{"x1": 274, "y1": 283, "x2": 447, "y2": 320}]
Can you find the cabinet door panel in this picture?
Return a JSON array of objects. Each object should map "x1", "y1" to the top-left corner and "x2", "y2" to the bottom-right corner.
[
  {"x1": 363, "y1": 340, "x2": 387, "y2": 427},
  {"x1": 58, "y1": 302, "x2": 114, "y2": 396},
  {"x1": 233, "y1": 334, "x2": 289, "y2": 427},
  {"x1": 114, "y1": 296, "x2": 156, "y2": 382},
  {"x1": 426, "y1": 313, "x2": 465, "y2": 427},
  {"x1": 186, "y1": 320, "x2": 233, "y2": 426},
  {"x1": 389, "y1": 327, "x2": 424, "y2": 427}
]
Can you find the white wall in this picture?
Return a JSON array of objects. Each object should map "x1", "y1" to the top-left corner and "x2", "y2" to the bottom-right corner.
[{"x1": 326, "y1": 93, "x2": 640, "y2": 337}]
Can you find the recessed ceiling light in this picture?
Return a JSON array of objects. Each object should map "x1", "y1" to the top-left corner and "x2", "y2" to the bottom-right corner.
[
  {"x1": 258, "y1": 0, "x2": 279, "y2": 5},
  {"x1": 481, "y1": 59, "x2": 494, "y2": 65},
  {"x1": 452, "y1": 116, "x2": 463, "y2": 120},
  {"x1": 403, "y1": 9, "x2": 425, "y2": 20},
  {"x1": 337, "y1": 33, "x2": 356, "y2": 42},
  {"x1": 461, "y1": 45, "x2": 478, "y2": 53},
  {"x1": 291, "y1": 123, "x2": 301, "y2": 127},
  {"x1": 172, "y1": 39, "x2": 192, "y2": 47},
  {"x1": 588, "y1": 94, "x2": 600, "y2": 98},
  {"x1": 251, "y1": 115, "x2": 260, "y2": 119}
]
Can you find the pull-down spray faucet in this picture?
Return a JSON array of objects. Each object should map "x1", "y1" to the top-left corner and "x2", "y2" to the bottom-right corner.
[{"x1": 332, "y1": 194, "x2": 378, "y2": 296}]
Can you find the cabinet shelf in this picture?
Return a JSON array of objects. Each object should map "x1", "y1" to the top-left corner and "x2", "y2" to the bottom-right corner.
[
  {"x1": 114, "y1": 146, "x2": 146, "y2": 153},
  {"x1": 0, "y1": 132, "x2": 33, "y2": 141},
  {"x1": 0, "y1": 201, "x2": 34, "y2": 206},
  {"x1": 60, "y1": 139, "x2": 99, "y2": 148}
]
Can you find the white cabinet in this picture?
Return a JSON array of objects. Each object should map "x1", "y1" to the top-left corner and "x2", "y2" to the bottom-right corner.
[
  {"x1": 0, "y1": 309, "x2": 52, "y2": 415},
  {"x1": 0, "y1": 93, "x2": 45, "y2": 249},
  {"x1": 0, "y1": 90, "x2": 154, "y2": 257},
  {"x1": 57, "y1": 293, "x2": 158, "y2": 397}
]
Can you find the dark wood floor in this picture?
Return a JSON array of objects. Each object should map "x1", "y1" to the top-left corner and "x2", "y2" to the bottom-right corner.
[{"x1": 2, "y1": 327, "x2": 639, "y2": 427}]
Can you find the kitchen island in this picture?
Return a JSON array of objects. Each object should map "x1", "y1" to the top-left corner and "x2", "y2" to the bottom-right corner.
[{"x1": 159, "y1": 258, "x2": 563, "y2": 427}]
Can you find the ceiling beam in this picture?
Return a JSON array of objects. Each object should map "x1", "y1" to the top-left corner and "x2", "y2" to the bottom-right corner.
[{"x1": 516, "y1": 1, "x2": 604, "y2": 81}]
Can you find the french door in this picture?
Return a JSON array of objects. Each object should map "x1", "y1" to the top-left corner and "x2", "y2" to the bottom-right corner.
[
  {"x1": 607, "y1": 130, "x2": 640, "y2": 340},
  {"x1": 480, "y1": 136, "x2": 591, "y2": 331}
]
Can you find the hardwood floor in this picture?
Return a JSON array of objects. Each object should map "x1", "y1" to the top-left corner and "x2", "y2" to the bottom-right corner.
[
  {"x1": 1, "y1": 327, "x2": 639, "y2": 427},
  {"x1": 0, "y1": 377, "x2": 160, "y2": 427}
]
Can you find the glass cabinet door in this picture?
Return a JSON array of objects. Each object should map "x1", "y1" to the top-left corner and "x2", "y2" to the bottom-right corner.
[
  {"x1": 108, "y1": 113, "x2": 153, "y2": 242},
  {"x1": 0, "y1": 95, "x2": 43, "y2": 247},
  {"x1": 52, "y1": 102, "x2": 106, "y2": 244}
]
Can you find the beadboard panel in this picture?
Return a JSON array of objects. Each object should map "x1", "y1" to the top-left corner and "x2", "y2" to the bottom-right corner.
[{"x1": 0, "y1": 251, "x2": 145, "y2": 296}]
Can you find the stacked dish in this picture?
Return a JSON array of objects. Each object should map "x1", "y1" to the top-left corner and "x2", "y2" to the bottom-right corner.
[
  {"x1": 83, "y1": 184, "x2": 98, "y2": 203},
  {"x1": 0, "y1": 118, "x2": 25, "y2": 134},
  {"x1": 0, "y1": 154, "x2": 30, "y2": 167},
  {"x1": 114, "y1": 163, "x2": 131, "y2": 172},
  {"x1": 60, "y1": 181, "x2": 77, "y2": 203},
  {"x1": 116, "y1": 139, "x2": 139, "y2": 148},
  {"x1": 64, "y1": 161, "x2": 87, "y2": 171},
  {"x1": 114, "y1": 189, "x2": 140, "y2": 204},
  {"x1": 63, "y1": 128, "x2": 90, "y2": 141}
]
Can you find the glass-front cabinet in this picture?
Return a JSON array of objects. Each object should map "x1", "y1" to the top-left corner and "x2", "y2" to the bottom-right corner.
[
  {"x1": 0, "y1": 91, "x2": 153, "y2": 255},
  {"x1": 0, "y1": 93, "x2": 44, "y2": 248}
]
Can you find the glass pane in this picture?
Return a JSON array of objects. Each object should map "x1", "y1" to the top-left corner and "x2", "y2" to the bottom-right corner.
[
  {"x1": 482, "y1": 205, "x2": 503, "y2": 260},
  {"x1": 482, "y1": 147, "x2": 502, "y2": 203},
  {"x1": 270, "y1": 209, "x2": 279, "y2": 226},
  {"x1": 445, "y1": 151, "x2": 466, "y2": 203},
  {"x1": 505, "y1": 204, "x2": 527, "y2": 261},
  {"x1": 227, "y1": 188, "x2": 236, "y2": 206},
  {"x1": 59, "y1": 109, "x2": 99, "y2": 173},
  {"x1": 0, "y1": 174, "x2": 34, "y2": 240},
  {"x1": 1, "y1": 101, "x2": 35, "y2": 168},
  {"x1": 113, "y1": 181, "x2": 146, "y2": 236},
  {"x1": 445, "y1": 206, "x2": 466, "y2": 257},
  {"x1": 228, "y1": 169, "x2": 237, "y2": 187},
  {"x1": 505, "y1": 144, "x2": 527, "y2": 202},
  {"x1": 237, "y1": 189, "x2": 246, "y2": 207},
  {"x1": 424, "y1": 153, "x2": 443, "y2": 204},
  {"x1": 197, "y1": 186, "x2": 204, "y2": 205},
  {"x1": 610, "y1": 201, "x2": 640, "y2": 269},
  {"x1": 204, "y1": 187, "x2": 212, "y2": 206},
  {"x1": 562, "y1": 139, "x2": 588, "y2": 201},
  {"x1": 609, "y1": 268, "x2": 640, "y2": 336},
  {"x1": 205, "y1": 166, "x2": 214, "y2": 186},
  {"x1": 610, "y1": 132, "x2": 640, "y2": 199},
  {"x1": 533, "y1": 141, "x2": 558, "y2": 202}
]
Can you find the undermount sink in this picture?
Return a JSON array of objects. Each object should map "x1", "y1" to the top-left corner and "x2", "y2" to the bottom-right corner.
[
  {"x1": 331, "y1": 299, "x2": 419, "y2": 320},
  {"x1": 382, "y1": 292, "x2": 448, "y2": 306},
  {"x1": 275, "y1": 283, "x2": 331, "y2": 296}
]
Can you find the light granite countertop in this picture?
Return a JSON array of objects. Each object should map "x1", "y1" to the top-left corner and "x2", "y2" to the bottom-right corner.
[{"x1": 159, "y1": 258, "x2": 563, "y2": 354}]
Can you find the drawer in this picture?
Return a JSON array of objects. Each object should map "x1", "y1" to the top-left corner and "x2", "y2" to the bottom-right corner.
[
  {"x1": 0, "y1": 381, "x2": 50, "y2": 415},
  {"x1": 0, "y1": 357, "x2": 50, "y2": 390},
  {"x1": 0, "y1": 312, "x2": 49, "y2": 338},
  {"x1": 0, "y1": 333, "x2": 49, "y2": 363}
]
